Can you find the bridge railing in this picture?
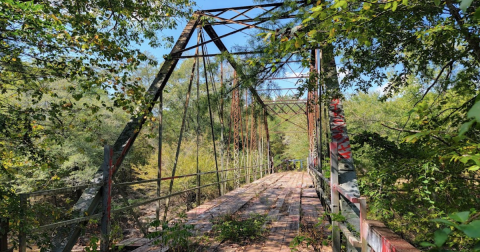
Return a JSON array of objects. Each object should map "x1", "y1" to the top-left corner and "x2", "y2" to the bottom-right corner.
[
  {"x1": 308, "y1": 143, "x2": 420, "y2": 252},
  {"x1": 13, "y1": 145, "x2": 269, "y2": 252}
]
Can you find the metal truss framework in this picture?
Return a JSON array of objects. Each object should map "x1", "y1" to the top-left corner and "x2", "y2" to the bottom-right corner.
[{"x1": 50, "y1": 2, "x2": 340, "y2": 251}]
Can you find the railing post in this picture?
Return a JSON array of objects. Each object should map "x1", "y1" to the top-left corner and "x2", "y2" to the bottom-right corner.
[
  {"x1": 330, "y1": 142, "x2": 341, "y2": 252},
  {"x1": 19, "y1": 194, "x2": 26, "y2": 252},
  {"x1": 359, "y1": 197, "x2": 367, "y2": 252},
  {"x1": 1, "y1": 218, "x2": 8, "y2": 252},
  {"x1": 196, "y1": 172, "x2": 201, "y2": 207},
  {"x1": 101, "y1": 145, "x2": 113, "y2": 252}
]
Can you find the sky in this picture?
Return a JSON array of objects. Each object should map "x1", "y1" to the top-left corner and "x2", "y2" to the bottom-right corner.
[
  {"x1": 137, "y1": 0, "x2": 381, "y2": 95},
  {"x1": 138, "y1": 0, "x2": 312, "y2": 94},
  {"x1": 139, "y1": 0, "x2": 260, "y2": 61}
]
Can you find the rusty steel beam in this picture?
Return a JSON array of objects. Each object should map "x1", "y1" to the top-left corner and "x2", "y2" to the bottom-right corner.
[
  {"x1": 202, "y1": 24, "x2": 268, "y2": 110},
  {"x1": 210, "y1": 15, "x2": 297, "y2": 25},
  {"x1": 307, "y1": 49, "x2": 318, "y2": 168},
  {"x1": 271, "y1": 131, "x2": 307, "y2": 133},
  {"x1": 200, "y1": 2, "x2": 287, "y2": 13},
  {"x1": 51, "y1": 16, "x2": 201, "y2": 252},
  {"x1": 200, "y1": 12, "x2": 272, "y2": 30},
  {"x1": 263, "y1": 108, "x2": 274, "y2": 173},
  {"x1": 256, "y1": 87, "x2": 301, "y2": 91},
  {"x1": 264, "y1": 100, "x2": 308, "y2": 103},
  {"x1": 177, "y1": 16, "x2": 271, "y2": 55},
  {"x1": 263, "y1": 76, "x2": 309, "y2": 80},
  {"x1": 171, "y1": 51, "x2": 261, "y2": 59}
]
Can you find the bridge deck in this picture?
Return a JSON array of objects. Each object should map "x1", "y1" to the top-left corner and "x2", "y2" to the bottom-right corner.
[{"x1": 128, "y1": 171, "x2": 331, "y2": 252}]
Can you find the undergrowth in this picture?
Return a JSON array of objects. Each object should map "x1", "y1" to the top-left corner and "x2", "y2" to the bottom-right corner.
[
  {"x1": 210, "y1": 213, "x2": 268, "y2": 243},
  {"x1": 290, "y1": 212, "x2": 330, "y2": 252},
  {"x1": 148, "y1": 212, "x2": 195, "y2": 252}
]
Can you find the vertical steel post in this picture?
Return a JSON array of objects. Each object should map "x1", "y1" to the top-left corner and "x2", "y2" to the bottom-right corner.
[
  {"x1": 359, "y1": 197, "x2": 367, "y2": 252},
  {"x1": 308, "y1": 49, "x2": 318, "y2": 169},
  {"x1": 263, "y1": 109, "x2": 273, "y2": 174},
  {"x1": 231, "y1": 72, "x2": 241, "y2": 188},
  {"x1": 330, "y1": 142, "x2": 341, "y2": 252},
  {"x1": 101, "y1": 145, "x2": 113, "y2": 252},
  {"x1": 19, "y1": 194, "x2": 26, "y2": 252},
  {"x1": 260, "y1": 127, "x2": 264, "y2": 178},
  {"x1": 196, "y1": 29, "x2": 201, "y2": 206},
  {"x1": 219, "y1": 61, "x2": 226, "y2": 195},
  {"x1": 315, "y1": 49, "x2": 322, "y2": 169},
  {"x1": 1, "y1": 218, "x2": 8, "y2": 252},
  {"x1": 251, "y1": 111, "x2": 257, "y2": 181},
  {"x1": 156, "y1": 90, "x2": 163, "y2": 224}
]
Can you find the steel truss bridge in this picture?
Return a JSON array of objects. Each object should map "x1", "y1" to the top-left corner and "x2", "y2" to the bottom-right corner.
[{"x1": 8, "y1": 2, "x2": 419, "y2": 252}]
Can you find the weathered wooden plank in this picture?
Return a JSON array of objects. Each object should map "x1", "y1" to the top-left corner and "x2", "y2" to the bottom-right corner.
[
  {"x1": 302, "y1": 188, "x2": 318, "y2": 198},
  {"x1": 279, "y1": 172, "x2": 303, "y2": 251},
  {"x1": 116, "y1": 237, "x2": 150, "y2": 249},
  {"x1": 259, "y1": 172, "x2": 303, "y2": 251},
  {"x1": 116, "y1": 237, "x2": 140, "y2": 246}
]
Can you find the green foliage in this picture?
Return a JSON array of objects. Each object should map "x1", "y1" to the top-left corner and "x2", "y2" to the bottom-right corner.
[
  {"x1": 421, "y1": 210, "x2": 480, "y2": 251},
  {"x1": 290, "y1": 212, "x2": 330, "y2": 251},
  {"x1": 84, "y1": 236, "x2": 99, "y2": 252},
  {"x1": 346, "y1": 85, "x2": 480, "y2": 247},
  {"x1": 330, "y1": 213, "x2": 346, "y2": 222},
  {"x1": 148, "y1": 213, "x2": 195, "y2": 252},
  {"x1": 290, "y1": 235, "x2": 314, "y2": 251},
  {"x1": 210, "y1": 214, "x2": 268, "y2": 243}
]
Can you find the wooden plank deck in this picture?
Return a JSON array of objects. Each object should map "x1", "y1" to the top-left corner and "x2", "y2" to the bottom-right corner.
[{"x1": 128, "y1": 171, "x2": 330, "y2": 252}]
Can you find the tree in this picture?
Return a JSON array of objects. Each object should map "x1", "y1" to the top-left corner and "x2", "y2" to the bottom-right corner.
[{"x1": 0, "y1": 0, "x2": 194, "y2": 172}]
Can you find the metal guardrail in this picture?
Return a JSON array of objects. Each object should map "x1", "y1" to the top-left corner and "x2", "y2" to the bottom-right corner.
[{"x1": 308, "y1": 143, "x2": 420, "y2": 252}]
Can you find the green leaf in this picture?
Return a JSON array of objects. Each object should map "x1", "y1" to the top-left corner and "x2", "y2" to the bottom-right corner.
[
  {"x1": 459, "y1": 120, "x2": 475, "y2": 137},
  {"x1": 433, "y1": 228, "x2": 451, "y2": 247},
  {"x1": 460, "y1": 155, "x2": 473, "y2": 164},
  {"x1": 449, "y1": 211, "x2": 470, "y2": 223},
  {"x1": 332, "y1": 0, "x2": 347, "y2": 9},
  {"x1": 474, "y1": 7, "x2": 480, "y2": 19},
  {"x1": 474, "y1": 241, "x2": 480, "y2": 251},
  {"x1": 72, "y1": 93, "x2": 83, "y2": 101},
  {"x1": 460, "y1": 0, "x2": 474, "y2": 12},
  {"x1": 432, "y1": 218, "x2": 457, "y2": 228},
  {"x1": 402, "y1": 0, "x2": 408, "y2": 5},
  {"x1": 392, "y1": 1, "x2": 398, "y2": 11},
  {"x1": 468, "y1": 165, "x2": 480, "y2": 172},
  {"x1": 467, "y1": 100, "x2": 480, "y2": 123},
  {"x1": 458, "y1": 220, "x2": 480, "y2": 238},
  {"x1": 420, "y1": 242, "x2": 435, "y2": 247},
  {"x1": 434, "y1": 0, "x2": 440, "y2": 6}
]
